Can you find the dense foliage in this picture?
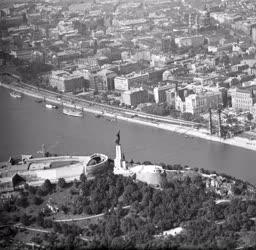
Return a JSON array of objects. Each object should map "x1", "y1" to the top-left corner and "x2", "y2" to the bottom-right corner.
[{"x1": 1, "y1": 167, "x2": 256, "y2": 249}]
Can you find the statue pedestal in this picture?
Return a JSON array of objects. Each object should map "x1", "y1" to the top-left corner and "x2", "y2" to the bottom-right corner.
[{"x1": 114, "y1": 144, "x2": 122, "y2": 170}]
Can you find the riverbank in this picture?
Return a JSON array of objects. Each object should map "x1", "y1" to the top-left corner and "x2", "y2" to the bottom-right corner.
[{"x1": 1, "y1": 81, "x2": 256, "y2": 152}]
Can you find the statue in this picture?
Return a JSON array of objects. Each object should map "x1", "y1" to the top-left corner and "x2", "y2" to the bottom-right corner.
[{"x1": 115, "y1": 130, "x2": 120, "y2": 145}]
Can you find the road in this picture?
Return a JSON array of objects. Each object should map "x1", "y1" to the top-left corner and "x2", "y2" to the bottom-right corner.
[
  {"x1": 0, "y1": 72, "x2": 203, "y2": 129},
  {"x1": 14, "y1": 224, "x2": 51, "y2": 234},
  {"x1": 53, "y1": 205, "x2": 131, "y2": 222},
  {"x1": 14, "y1": 224, "x2": 90, "y2": 242}
]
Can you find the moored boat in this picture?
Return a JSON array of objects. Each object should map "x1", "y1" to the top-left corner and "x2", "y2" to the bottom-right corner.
[
  {"x1": 10, "y1": 91, "x2": 22, "y2": 99},
  {"x1": 35, "y1": 99, "x2": 43, "y2": 103},
  {"x1": 63, "y1": 108, "x2": 83, "y2": 117},
  {"x1": 45, "y1": 103, "x2": 58, "y2": 109}
]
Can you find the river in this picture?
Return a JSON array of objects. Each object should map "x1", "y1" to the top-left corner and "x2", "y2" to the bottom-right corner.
[{"x1": 0, "y1": 87, "x2": 255, "y2": 184}]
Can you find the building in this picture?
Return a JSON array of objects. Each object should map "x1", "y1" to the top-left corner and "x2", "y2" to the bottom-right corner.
[
  {"x1": 175, "y1": 35, "x2": 204, "y2": 48},
  {"x1": 153, "y1": 84, "x2": 174, "y2": 103},
  {"x1": 166, "y1": 88, "x2": 177, "y2": 107},
  {"x1": 231, "y1": 20, "x2": 256, "y2": 36},
  {"x1": 252, "y1": 26, "x2": 256, "y2": 44},
  {"x1": 0, "y1": 154, "x2": 109, "y2": 190},
  {"x1": 121, "y1": 87, "x2": 148, "y2": 107},
  {"x1": 185, "y1": 91, "x2": 222, "y2": 115},
  {"x1": 10, "y1": 49, "x2": 33, "y2": 61},
  {"x1": 114, "y1": 72, "x2": 149, "y2": 91},
  {"x1": 0, "y1": 16, "x2": 24, "y2": 28},
  {"x1": 55, "y1": 50, "x2": 80, "y2": 64},
  {"x1": 231, "y1": 86, "x2": 256, "y2": 112},
  {"x1": 96, "y1": 69, "x2": 117, "y2": 91},
  {"x1": 231, "y1": 64, "x2": 249, "y2": 73},
  {"x1": 210, "y1": 12, "x2": 242, "y2": 25},
  {"x1": 151, "y1": 53, "x2": 172, "y2": 67},
  {"x1": 49, "y1": 70, "x2": 86, "y2": 92}
]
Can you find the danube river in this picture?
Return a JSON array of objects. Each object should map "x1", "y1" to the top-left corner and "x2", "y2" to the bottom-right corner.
[{"x1": 1, "y1": 87, "x2": 256, "y2": 184}]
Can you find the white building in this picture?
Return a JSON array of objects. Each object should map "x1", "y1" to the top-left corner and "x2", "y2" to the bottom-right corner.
[
  {"x1": 185, "y1": 91, "x2": 222, "y2": 115},
  {"x1": 49, "y1": 70, "x2": 85, "y2": 92},
  {"x1": 121, "y1": 87, "x2": 148, "y2": 107},
  {"x1": 175, "y1": 35, "x2": 204, "y2": 48},
  {"x1": 153, "y1": 84, "x2": 174, "y2": 103},
  {"x1": 114, "y1": 72, "x2": 149, "y2": 91}
]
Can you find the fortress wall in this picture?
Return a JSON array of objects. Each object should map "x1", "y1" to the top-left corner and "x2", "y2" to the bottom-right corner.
[
  {"x1": 35, "y1": 168, "x2": 57, "y2": 180},
  {"x1": 136, "y1": 171, "x2": 162, "y2": 186},
  {"x1": 55, "y1": 164, "x2": 84, "y2": 179}
]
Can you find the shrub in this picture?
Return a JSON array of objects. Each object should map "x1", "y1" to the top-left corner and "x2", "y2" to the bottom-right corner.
[
  {"x1": 58, "y1": 178, "x2": 66, "y2": 189},
  {"x1": 33, "y1": 196, "x2": 43, "y2": 206}
]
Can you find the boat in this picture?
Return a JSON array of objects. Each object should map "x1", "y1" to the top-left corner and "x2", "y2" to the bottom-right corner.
[
  {"x1": 95, "y1": 114, "x2": 102, "y2": 118},
  {"x1": 45, "y1": 103, "x2": 58, "y2": 109},
  {"x1": 10, "y1": 91, "x2": 22, "y2": 99},
  {"x1": 63, "y1": 108, "x2": 83, "y2": 117},
  {"x1": 35, "y1": 99, "x2": 43, "y2": 103}
]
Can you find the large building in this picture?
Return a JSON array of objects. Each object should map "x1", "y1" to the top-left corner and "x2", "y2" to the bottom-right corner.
[
  {"x1": 121, "y1": 87, "x2": 148, "y2": 107},
  {"x1": 167, "y1": 87, "x2": 222, "y2": 115},
  {"x1": 175, "y1": 35, "x2": 204, "y2": 48},
  {"x1": 96, "y1": 69, "x2": 117, "y2": 91},
  {"x1": 231, "y1": 86, "x2": 256, "y2": 112},
  {"x1": 49, "y1": 70, "x2": 86, "y2": 92},
  {"x1": 0, "y1": 154, "x2": 109, "y2": 191},
  {"x1": 166, "y1": 88, "x2": 177, "y2": 107},
  {"x1": 114, "y1": 72, "x2": 149, "y2": 91},
  {"x1": 185, "y1": 91, "x2": 222, "y2": 115},
  {"x1": 153, "y1": 84, "x2": 174, "y2": 104}
]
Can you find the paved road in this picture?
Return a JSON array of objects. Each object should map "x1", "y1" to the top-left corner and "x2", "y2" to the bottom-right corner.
[
  {"x1": 53, "y1": 205, "x2": 131, "y2": 222},
  {"x1": 14, "y1": 224, "x2": 51, "y2": 234},
  {"x1": 1, "y1": 72, "x2": 203, "y2": 129},
  {"x1": 14, "y1": 224, "x2": 90, "y2": 242}
]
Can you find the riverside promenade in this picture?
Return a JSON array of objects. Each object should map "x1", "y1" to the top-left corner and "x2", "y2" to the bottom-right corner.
[{"x1": 1, "y1": 80, "x2": 256, "y2": 152}]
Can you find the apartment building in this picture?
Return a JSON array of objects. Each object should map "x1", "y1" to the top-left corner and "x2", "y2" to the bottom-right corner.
[
  {"x1": 49, "y1": 70, "x2": 85, "y2": 92},
  {"x1": 121, "y1": 87, "x2": 148, "y2": 107}
]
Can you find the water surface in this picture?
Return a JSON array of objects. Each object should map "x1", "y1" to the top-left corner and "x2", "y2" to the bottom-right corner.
[{"x1": 0, "y1": 87, "x2": 255, "y2": 184}]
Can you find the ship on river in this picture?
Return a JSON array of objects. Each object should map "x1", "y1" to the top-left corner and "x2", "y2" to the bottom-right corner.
[
  {"x1": 10, "y1": 91, "x2": 22, "y2": 99},
  {"x1": 63, "y1": 107, "x2": 83, "y2": 117},
  {"x1": 45, "y1": 103, "x2": 58, "y2": 109}
]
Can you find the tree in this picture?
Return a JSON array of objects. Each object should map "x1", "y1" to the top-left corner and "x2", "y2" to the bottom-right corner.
[
  {"x1": 181, "y1": 112, "x2": 194, "y2": 121},
  {"x1": 31, "y1": 236, "x2": 42, "y2": 244},
  {"x1": 58, "y1": 178, "x2": 66, "y2": 188},
  {"x1": 105, "y1": 215, "x2": 121, "y2": 239},
  {"x1": 20, "y1": 213, "x2": 31, "y2": 226},
  {"x1": 36, "y1": 213, "x2": 44, "y2": 227},
  {"x1": 33, "y1": 196, "x2": 43, "y2": 205},
  {"x1": 247, "y1": 204, "x2": 256, "y2": 217},
  {"x1": 110, "y1": 236, "x2": 135, "y2": 249},
  {"x1": 41, "y1": 179, "x2": 53, "y2": 194},
  {"x1": 247, "y1": 112, "x2": 253, "y2": 122},
  {"x1": 28, "y1": 185, "x2": 37, "y2": 195},
  {"x1": 15, "y1": 196, "x2": 29, "y2": 208},
  {"x1": 80, "y1": 173, "x2": 87, "y2": 183},
  {"x1": 61, "y1": 205, "x2": 69, "y2": 214}
]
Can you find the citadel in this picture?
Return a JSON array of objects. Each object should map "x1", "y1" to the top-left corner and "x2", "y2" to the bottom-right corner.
[{"x1": 0, "y1": 132, "x2": 165, "y2": 193}]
